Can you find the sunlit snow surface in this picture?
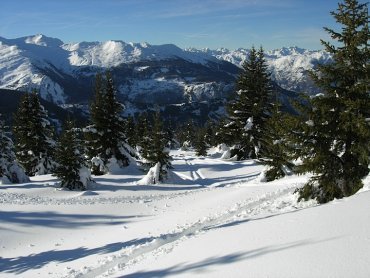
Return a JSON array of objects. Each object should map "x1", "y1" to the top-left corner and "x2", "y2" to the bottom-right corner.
[{"x1": 1, "y1": 148, "x2": 369, "y2": 278}]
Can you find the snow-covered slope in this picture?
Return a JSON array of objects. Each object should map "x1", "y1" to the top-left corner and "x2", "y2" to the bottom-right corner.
[
  {"x1": 0, "y1": 35, "x2": 69, "y2": 103},
  {"x1": 0, "y1": 149, "x2": 369, "y2": 277},
  {"x1": 0, "y1": 35, "x2": 233, "y2": 105},
  {"x1": 0, "y1": 34, "x2": 331, "y2": 105},
  {"x1": 63, "y1": 40, "x2": 218, "y2": 68}
]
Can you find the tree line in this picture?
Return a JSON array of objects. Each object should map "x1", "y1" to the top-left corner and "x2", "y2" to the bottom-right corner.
[{"x1": 1, "y1": 0, "x2": 369, "y2": 204}]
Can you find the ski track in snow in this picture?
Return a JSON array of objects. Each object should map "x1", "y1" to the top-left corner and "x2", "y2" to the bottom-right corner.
[{"x1": 69, "y1": 187, "x2": 305, "y2": 278}]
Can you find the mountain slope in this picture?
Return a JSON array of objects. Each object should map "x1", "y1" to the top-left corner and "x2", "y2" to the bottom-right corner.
[{"x1": 0, "y1": 35, "x2": 331, "y2": 107}]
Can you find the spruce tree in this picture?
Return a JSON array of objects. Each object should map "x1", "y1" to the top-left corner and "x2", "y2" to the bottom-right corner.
[
  {"x1": 141, "y1": 111, "x2": 172, "y2": 182},
  {"x1": 84, "y1": 72, "x2": 130, "y2": 175},
  {"x1": 204, "y1": 120, "x2": 217, "y2": 147},
  {"x1": 297, "y1": 0, "x2": 370, "y2": 203},
  {"x1": 136, "y1": 112, "x2": 151, "y2": 159},
  {"x1": 13, "y1": 91, "x2": 56, "y2": 176},
  {"x1": 0, "y1": 116, "x2": 29, "y2": 184},
  {"x1": 178, "y1": 120, "x2": 196, "y2": 150},
  {"x1": 224, "y1": 46, "x2": 273, "y2": 159},
  {"x1": 260, "y1": 103, "x2": 295, "y2": 181},
  {"x1": 54, "y1": 120, "x2": 92, "y2": 190},
  {"x1": 125, "y1": 115, "x2": 137, "y2": 147},
  {"x1": 194, "y1": 128, "x2": 208, "y2": 157},
  {"x1": 215, "y1": 118, "x2": 234, "y2": 146}
]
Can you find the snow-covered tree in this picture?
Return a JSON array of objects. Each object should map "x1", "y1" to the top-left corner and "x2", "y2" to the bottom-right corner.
[
  {"x1": 54, "y1": 119, "x2": 92, "y2": 190},
  {"x1": 224, "y1": 46, "x2": 273, "y2": 159},
  {"x1": 13, "y1": 91, "x2": 56, "y2": 176},
  {"x1": 296, "y1": 0, "x2": 370, "y2": 203},
  {"x1": 141, "y1": 111, "x2": 172, "y2": 183},
  {"x1": 0, "y1": 116, "x2": 29, "y2": 184},
  {"x1": 84, "y1": 72, "x2": 130, "y2": 175}
]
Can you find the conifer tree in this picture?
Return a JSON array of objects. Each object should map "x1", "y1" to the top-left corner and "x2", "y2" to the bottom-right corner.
[
  {"x1": 136, "y1": 112, "x2": 151, "y2": 158},
  {"x1": 141, "y1": 111, "x2": 172, "y2": 182},
  {"x1": 54, "y1": 119, "x2": 92, "y2": 190},
  {"x1": 297, "y1": 0, "x2": 370, "y2": 203},
  {"x1": 215, "y1": 118, "x2": 234, "y2": 146},
  {"x1": 125, "y1": 115, "x2": 137, "y2": 147},
  {"x1": 204, "y1": 120, "x2": 217, "y2": 147},
  {"x1": 224, "y1": 46, "x2": 273, "y2": 159},
  {"x1": 13, "y1": 91, "x2": 56, "y2": 176},
  {"x1": 84, "y1": 72, "x2": 130, "y2": 174},
  {"x1": 194, "y1": 128, "x2": 208, "y2": 156},
  {"x1": 178, "y1": 120, "x2": 196, "y2": 150},
  {"x1": 0, "y1": 115, "x2": 29, "y2": 184},
  {"x1": 260, "y1": 103, "x2": 295, "y2": 181}
]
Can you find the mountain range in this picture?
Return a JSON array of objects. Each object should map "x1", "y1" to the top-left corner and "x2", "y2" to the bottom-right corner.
[{"x1": 0, "y1": 34, "x2": 332, "y2": 122}]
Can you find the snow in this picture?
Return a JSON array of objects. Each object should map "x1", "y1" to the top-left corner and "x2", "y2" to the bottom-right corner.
[
  {"x1": 244, "y1": 116, "x2": 253, "y2": 131},
  {"x1": 0, "y1": 36, "x2": 68, "y2": 103},
  {"x1": 1, "y1": 150, "x2": 369, "y2": 278},
  {"x1": 194, "y1": 46, "x2": 332, "y2": 94},
  {"x1": 0, "y1": 34, "x2": 332, "y2": 105},
  {"x1": 137, "y1": 162, "x2": 161, "y2": 185},
  {"x1": 63, "y1": 41, "x2": 216, "y2": 68}
]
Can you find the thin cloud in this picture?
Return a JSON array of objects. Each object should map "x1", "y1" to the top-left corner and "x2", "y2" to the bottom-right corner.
[{"x1": 148, "y1": 0, "x2": 295, "y2": 19}]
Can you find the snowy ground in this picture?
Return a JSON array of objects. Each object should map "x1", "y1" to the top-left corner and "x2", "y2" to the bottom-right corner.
[{"x1": 1, "y1": 149, "x2": 369, "y2": 278}]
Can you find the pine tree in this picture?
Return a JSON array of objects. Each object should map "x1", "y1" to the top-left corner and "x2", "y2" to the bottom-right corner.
[
  {"x1": 136, "y1": 112, "x2": 151, "y2": 158},
  {"x1": 141, "y1": 111, "x2": 172, "y2": 182},
  {"x1": 224, "y1": 46, "x2": 273, "y2": 159},
  {"x1": 204, "y1": 120, "x2": 217, "y2": 147},
  {"x1": 260, "y1": 103, "x2": 295, "y2": 181},
  {"x1": 297, "y1": 0, "x2": 370, "y2": 203},
  {"x1": 215, "y1": 118, "x2": 234, "y2": 146},
  {"x1": 194, "y1": 128, "x2": 208, "y2": 156},
  {"x1": 125, "y1": 115, "x2": 137, "y2": 147},
  {"x1": 13, "y1": 91, "x2": 56, "y2": 176},
  {"x1": 54, "y1": 119, "x2": 92, "y2": 190},
  {"x1": 0, "y1": 115, "x2": 29, "y2": 184},
  {"x1": 178, "y1": 120, "x2": 196, "y2": 150},
  {"x1": 84, "y1": 72, "x2": 130, "y2": 175}
]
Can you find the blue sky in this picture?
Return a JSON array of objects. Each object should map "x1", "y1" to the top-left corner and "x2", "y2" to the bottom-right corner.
[{"x1": 0, "y1": 0, "x2": 356, "y2": 50}]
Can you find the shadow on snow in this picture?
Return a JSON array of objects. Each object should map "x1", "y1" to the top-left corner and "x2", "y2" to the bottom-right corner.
[
  {"x1": 0, "y1": 236, "x2": 156, "y2": 274},
  {"x1": 0, "y1": 210, "x2": 145, "y2": 228},
  {"x1": 120, "y1": 237, "x2": 340, "y2": 278}
]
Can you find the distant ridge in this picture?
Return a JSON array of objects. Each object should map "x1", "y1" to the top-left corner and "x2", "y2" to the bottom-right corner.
[{"x1": 0, "y1": 34, "x2": 331, "y2": 105}]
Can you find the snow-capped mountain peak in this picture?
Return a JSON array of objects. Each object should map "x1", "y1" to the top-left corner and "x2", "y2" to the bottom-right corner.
[
  {"x1": 0, "y1": 34, "x2": 332, "y2": 105},
  {"x1": 23, "y1": 34, "x2": 64, "y2": 48}
]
